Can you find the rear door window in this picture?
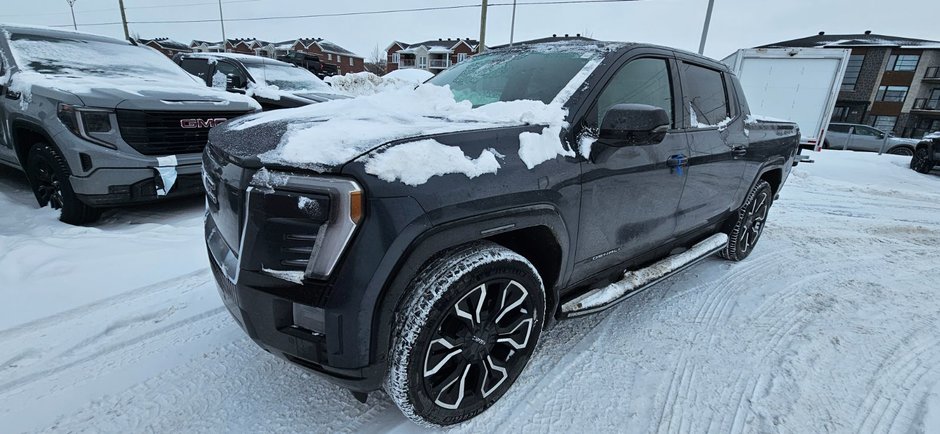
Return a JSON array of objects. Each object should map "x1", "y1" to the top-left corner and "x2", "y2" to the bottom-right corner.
[
  {"x1": 179, "y1": 58, "x2": 211, "y2": 85},
  {"x1": 680, "y1": 62, "x2": 730, "y2": 128}
]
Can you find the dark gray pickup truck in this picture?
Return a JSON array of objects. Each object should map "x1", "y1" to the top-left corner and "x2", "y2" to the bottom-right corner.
[{"x1": 203, "y1": 40, "x2": 800, "y2": 426}]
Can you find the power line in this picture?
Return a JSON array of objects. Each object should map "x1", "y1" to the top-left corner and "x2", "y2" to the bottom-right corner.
[
  {"x1": 48, "y1": 0, "x2": 641, "y2": 27},
  {"x1": 0, "y1": 0, "x2": 259, "y2": 18}
]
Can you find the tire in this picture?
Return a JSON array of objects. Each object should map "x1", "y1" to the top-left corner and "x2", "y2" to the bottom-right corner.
[
  {"x1": 26, "y1": 143, "x2": 100, "y2": 225},
  {"x1": 911, "y1": 146, "x2": 935, "y2": 174},
  {"x1": 887, "y1": 146, "x2": 914, "y2": 156},
  {"x1": 721, "y1": 180, "x2": 772, "y2": 262},
  {"x1": 386, "y1": 241, "x2": 546, "y2": 427}
]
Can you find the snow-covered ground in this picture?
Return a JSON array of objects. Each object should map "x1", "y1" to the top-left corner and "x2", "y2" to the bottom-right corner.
[{"x1": 1, "y1": 150, "x2": 939, "y2": 433}]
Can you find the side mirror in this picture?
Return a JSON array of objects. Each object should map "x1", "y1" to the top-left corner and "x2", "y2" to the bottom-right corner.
[
  {"x1": 599, "y1": 103, "x2": 670, "y2": 146},
  {"x1": 226, "y1": 74, "x2": 246, "y2": 90}
]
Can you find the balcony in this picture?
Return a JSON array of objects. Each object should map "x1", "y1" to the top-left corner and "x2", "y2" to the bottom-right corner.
[
  {"x1": 398, "y1": 58, "x2": 416, "y2": 68},
  {"x1": 913, "y1": 99, "x2": 940, "y2": 116},
  {"x1": 924, "y1": 67, "x2": 940, "y2": 82},
  {"x1": 429, "y1": 58, "x2": 451, "y2": 69}
]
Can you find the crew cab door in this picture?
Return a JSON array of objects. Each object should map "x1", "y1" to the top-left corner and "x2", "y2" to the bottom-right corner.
[
  {"x1": 178, "y1": 57, "x2": 213, "y2": 86},
  {"x1": 674, "y1": 60, "x2": 747, "y2": 234},
  {"x1": 573, "y1": 56, "x2": 688, "y2": 281}
]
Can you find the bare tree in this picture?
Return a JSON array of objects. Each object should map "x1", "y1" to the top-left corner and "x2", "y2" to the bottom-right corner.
[{"x1": 364, "y1": 44, "x2": 387, "y2": 75}]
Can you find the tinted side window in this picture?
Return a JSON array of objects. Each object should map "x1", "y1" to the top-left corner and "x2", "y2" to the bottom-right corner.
[
  {"x1": 829, "y1": 124, "x2": 851, "y2": 133},
  {"x1": 180, "y1": 58, "x2": 210, "y2": 84},
  {"x1": 681, "y1": 62, "x2": 730, "y2": 127},
  {"x1": 586, "y1": 58, "x2": 674, "y2": 129}
]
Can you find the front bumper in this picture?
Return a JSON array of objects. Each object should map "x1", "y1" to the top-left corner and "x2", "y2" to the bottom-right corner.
[{"x1": 73, "y1": 164, "x2": 205, "y2": 206}]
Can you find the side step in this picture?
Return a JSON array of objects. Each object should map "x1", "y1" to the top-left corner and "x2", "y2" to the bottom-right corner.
[{"x1": 561, "y1": 233, "x2": 729, "y2": 318}]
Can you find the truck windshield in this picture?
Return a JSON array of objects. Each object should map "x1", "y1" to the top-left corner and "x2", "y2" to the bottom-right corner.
[
  {"x1": 244, "y1": 63, "x2": 334, "y2": 93},
  {"x1": 427, "y1": 48, "x2": 597, "y2": 107},
  {"x1": 8, "y1": 33, "x2": 196, "y2": 82}
]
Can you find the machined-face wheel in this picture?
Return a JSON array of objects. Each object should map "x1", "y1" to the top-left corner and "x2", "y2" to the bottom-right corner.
[
  {"x1": 386, "y1": 241, "x2": 546, "y2": 427},
  {"x1": 422, "y1": 279, "x2": 536, "y2": 410},
  {"x1": 738, "y1": 189, "x2": 769, "y2": 255}
]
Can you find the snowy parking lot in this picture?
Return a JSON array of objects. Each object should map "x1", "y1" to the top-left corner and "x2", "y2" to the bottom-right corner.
[{"x1": 1, "y1": 150, "x2": 939, "y2": 433}]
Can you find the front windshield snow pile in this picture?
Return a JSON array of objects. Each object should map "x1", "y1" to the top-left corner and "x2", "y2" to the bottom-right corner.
[
  {"x1": 244, "y1": 63, "x2": 334, "y2": 93},
  {"x1": 219, "y1": 42, "x2": 621, "y2": 180}
]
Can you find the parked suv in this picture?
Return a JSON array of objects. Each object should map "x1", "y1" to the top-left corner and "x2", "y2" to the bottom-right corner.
[
  {"x1": 911, "y1": 131, "x2": 939, "y2": 173},
  {"x1": 0, "y1": 25, "x2": 259, "y2": 224},
  {"x1": 204, "y1": 41, "x2": 800, "y2": 426},
  {"x1": 175, "y1": 53, "x2": 348, "y2": 111},
  {"x1": 825, "y1": 122, "x2": 920, "y2": 155}
]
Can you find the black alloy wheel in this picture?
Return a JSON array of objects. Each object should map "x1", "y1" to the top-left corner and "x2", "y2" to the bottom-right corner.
[{"x1": 721, "y1": 180, "x2": 772, "y2": 261}]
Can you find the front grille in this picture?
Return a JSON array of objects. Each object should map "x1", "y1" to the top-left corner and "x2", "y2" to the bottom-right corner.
[{"x1": 117, "y1": 110, "x2": 248, "y2": 156}]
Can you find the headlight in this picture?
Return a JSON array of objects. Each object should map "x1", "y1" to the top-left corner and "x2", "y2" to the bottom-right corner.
[
  {"x1": 249, "y1": 171, "x2": 363, "y2": 280},
  {"x1": 57, "y1": 103, "x2": 118, "y2": 149}
]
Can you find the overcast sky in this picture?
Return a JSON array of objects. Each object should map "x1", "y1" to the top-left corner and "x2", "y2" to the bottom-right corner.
[{"x1": 2, "y1": 0, "x2": 936, "y2": 60}]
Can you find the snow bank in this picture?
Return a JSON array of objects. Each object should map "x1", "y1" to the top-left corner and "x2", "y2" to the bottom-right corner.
[
  {"x1": 323, "y1": 71, "x2": 421, "y2": 96},
  {"x1": 364, "y1": 139, "x2": 502, "y2": 186}
]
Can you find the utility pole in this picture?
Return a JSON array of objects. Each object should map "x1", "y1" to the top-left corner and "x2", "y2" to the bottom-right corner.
[
  {"x1": 478, "y1": 0, "x2": 488, "y2": 53},
  {"x1": 118, "y1": 0, "x2": 130, "y2": 40},
  {"x1": 218, "y1": 0, "x2": 227, "y2": 43},
  {"x1": 697, "y1": 0, "x2": 715, "y2": 55},
  {"x1": 66, "y1": 0, "x2": 78, "y2": 30},
  {"x1": 509, "y1": 0, "x2": 517, "y2": 47}
]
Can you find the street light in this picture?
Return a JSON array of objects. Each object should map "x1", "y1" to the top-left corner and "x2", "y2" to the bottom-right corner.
[{"x1": 66, "y1": 0, "x2": 78, "y2": 30}]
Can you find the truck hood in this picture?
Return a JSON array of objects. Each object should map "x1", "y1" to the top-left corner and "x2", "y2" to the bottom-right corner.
[
  {"x1": 12, "y1": 71, "x2": 261, "y2": 112},
  {"x1": 208, "y1": 84, "x2": 567, "y2": 172}
]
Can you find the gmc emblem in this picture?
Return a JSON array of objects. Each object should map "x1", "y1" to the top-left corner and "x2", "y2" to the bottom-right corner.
[{"x1": 180, "y1": 118, "x2": 228, "y2": 129}]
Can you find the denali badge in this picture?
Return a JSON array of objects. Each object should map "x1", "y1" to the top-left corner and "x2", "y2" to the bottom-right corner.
[{"x1": 180, "y1": 118, "x2": 228, "y2": 129}]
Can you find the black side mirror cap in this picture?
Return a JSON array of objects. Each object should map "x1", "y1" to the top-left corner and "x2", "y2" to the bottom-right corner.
[
  {"x1": 599, "y1": 103, "x2": 671, "y2": 146},
  {"x1": 226, "y1": 74, "x2": 247, "y2": 90}
]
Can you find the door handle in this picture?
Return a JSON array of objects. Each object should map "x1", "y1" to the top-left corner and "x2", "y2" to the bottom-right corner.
[
  {"x1": 666, "y1": 154, "x2": 689, "y2": 168},
  {"x1": 731, "y1": 145, "x2": 747, "y2": 158}
]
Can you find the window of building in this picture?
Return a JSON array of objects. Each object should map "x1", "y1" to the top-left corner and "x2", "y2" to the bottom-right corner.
[
  {"x1": 832, "y1": 106, "x2": 849, "y2": 122},
  {"x1": 337, "y1": 55, "x2": 342, "y2": 63},
  {"x1": 585, "y1": 58, "x2": 674, "y2": 129},
  {"x1": 457, "y1": 53, "x2": 468, "y2": 62},
  {"x1": 327, "y1": 53, "x2": 332, "y2": 61},
  {"x1": 681, "y1": 62, "x2": 730, "y2": 127},
  {"x1": 841, "y1": 54, "x2": 865, "y2": 91},
  {"x1": 392, "y1": 53, "x2": 400, "y2": 63},
  {"x1": 418, "y1": 56, "x2": 428, "y2": 68},
  {"x1": 886, "y1": 54, "x2": 920, "y2": 72},
  {"x1": 876, "y1": 85, "x2": 909, "y2": 102},
  {"x1": 872, "y1": 116, "x2": 898, "y2": 132},
  {"x1": 349, "y1": 57, "x2": 354, "y2": 66}
]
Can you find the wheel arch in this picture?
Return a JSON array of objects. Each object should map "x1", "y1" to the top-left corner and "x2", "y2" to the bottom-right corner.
[
  {"x1": 369, "y1": 205, "x2": 571, "y2": 368},
  {"x1": 10, "y1": 120, "x2": 58, "y2": 170}
]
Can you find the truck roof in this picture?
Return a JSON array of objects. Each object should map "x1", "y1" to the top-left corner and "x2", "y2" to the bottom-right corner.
[
  {"x1": 181, "y1": 52, "x2": 296, "y2": 67},
  {"x1": 0, "y1": 23, "x2": 127, "y2": 45}
]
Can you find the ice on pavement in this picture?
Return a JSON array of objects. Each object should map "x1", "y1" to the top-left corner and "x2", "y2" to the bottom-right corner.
[{"x1": 2, "y1": 150, "x2": 940, "y2": 432}]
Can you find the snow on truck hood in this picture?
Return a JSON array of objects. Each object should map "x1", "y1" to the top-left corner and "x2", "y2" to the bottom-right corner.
[{"x1": 215, "y1": 54, "x2": 605, "y2": 181}]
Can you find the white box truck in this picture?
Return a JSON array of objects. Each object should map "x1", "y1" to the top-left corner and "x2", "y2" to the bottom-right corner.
[{"x1": 722, "y1": 47, "x2": 850, "y2": 151}]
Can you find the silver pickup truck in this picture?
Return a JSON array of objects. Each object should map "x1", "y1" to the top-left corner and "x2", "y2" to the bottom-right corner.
[
  {"x1": 0, "y1": 24, "x2": 259, "y2": 224},
  {"x1": 824, "y1": 122, "x2": 921, "y2": 156}
]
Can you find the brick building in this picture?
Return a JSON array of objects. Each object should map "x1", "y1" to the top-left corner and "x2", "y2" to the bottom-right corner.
[
  {"x1": 136, "y1": 38, "x2": 191, "y2": 57},
  {"x1": 386, "y1": 38, "x2": 479, "y2": 74},
  {"x1": 760, "y1": 31, "x2": 940, "y2": 138},
  {"x1": 189, "y1": 37, "x2": 365, "y2": 74}
]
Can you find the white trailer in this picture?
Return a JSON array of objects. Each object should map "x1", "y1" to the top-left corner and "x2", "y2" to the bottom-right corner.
[{"x1": 722, "y1": 48, "x2": 850, "y2": 151}]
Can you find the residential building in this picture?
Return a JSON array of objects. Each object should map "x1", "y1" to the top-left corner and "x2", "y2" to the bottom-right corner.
[
  {"x1": 136, "y1": 37, "x2": 191, "y2": 57},
  {"x1": 386, "y1": 38, "x2": 479, "y2": 74},
  {"x1": 760, "y1": 31, "x2": 940, "y2": 138},
  {"x1": 189, "y1": 37, "x2": 365, "y2": 74}
]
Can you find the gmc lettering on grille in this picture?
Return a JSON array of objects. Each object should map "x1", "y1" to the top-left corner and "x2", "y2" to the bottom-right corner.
[{"x1": 180, "y1": 118, "x2": 228, "y2": 129}]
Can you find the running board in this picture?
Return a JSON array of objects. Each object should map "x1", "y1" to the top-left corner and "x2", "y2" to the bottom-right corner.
[{"x1": 561, "y1": 233, "x2": 729, "y2": 318}]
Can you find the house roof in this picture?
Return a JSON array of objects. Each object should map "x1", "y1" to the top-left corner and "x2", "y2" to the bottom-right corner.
[
  {"x1": 137, "y1": 37, "x2": 190, "y2": 51},
  {"x1": 393, "y1": 38, "x2": 480, "y2": 53},
  {"x1": 490, "y1": 34, "x2": 595, "y2": 49},
  {"x1": 758, "y1": 32, "x2": 940, "y2": 49},
  {"x1": 188, "y1": 37, "x2": 362, "y2": 58}
]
